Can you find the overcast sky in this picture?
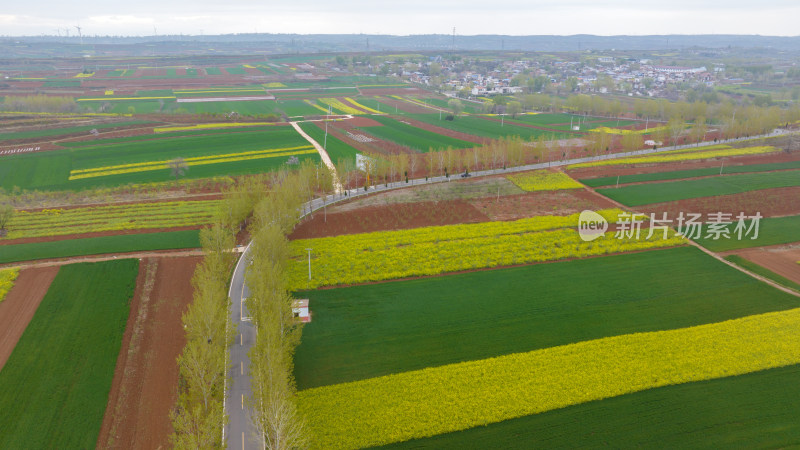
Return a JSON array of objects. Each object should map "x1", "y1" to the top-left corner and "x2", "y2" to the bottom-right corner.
[{"x1": 2, "y1": 0, "x2": 799, "y2": 37}]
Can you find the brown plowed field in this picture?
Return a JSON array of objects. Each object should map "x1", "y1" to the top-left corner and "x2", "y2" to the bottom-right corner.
[
  {"x1": 342, "y1": 116, "x2": 383, "y2": 127},
  {"x1": 98, "y1": 255, "x2": 201, "y2": 450},
  {"x1": 568, "y1": 150, "x2": 800, "y2": 181},
  {"x1": 289, "y1": 199, "x2": 489, "y2": 239},
  {"x1": 732, "y1": 246, "x2": 800, "y2": 286},
  {"x1": 0, "y1": 266, "x2": 60, "y2": 371},
  {"x1": 638, "y1": 186, "x2": 800, "y2": 219},
  {"x1": 468, "y1": 189, "x2": 618, "y2": 221}
]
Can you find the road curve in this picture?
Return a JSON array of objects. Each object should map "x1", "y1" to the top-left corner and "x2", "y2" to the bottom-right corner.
[{"x1": 222, "y1": 130, "x2": 792, "y2": 448}]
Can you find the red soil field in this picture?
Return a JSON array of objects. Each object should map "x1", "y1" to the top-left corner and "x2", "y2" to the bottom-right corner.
[
  {"x1": 468, "y1": 189, "x2": 618, "y2": 221},
  {"x1": 343, "y1": 116, "x2": 383, "y2": 127},
  {"x1": 98, "y1": 255, "x2": 201, "y2": 450},
  {"x1": 289, "y1": 199, "x2": 490, "y2": 239},
  {"x1": 732, "y1": 246, "x2": 800, "y2": 286},
  {"x1": 0, "y1": 266, "x2": 60, "y2": 371},
  {"x1": 638, "y1": 186, "x2": 800, "y2": 219},
  {"x1": 567, "y1": 150, "x2": 800, "y2": 181}
]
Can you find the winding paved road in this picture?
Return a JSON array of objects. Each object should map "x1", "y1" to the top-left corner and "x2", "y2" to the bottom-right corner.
[
  {"x1": 225, "y1": 244, "x2": 257, "y2": 449},
  {"x1": 223, "y1": 128, "x2": 793, "y2": 448}
]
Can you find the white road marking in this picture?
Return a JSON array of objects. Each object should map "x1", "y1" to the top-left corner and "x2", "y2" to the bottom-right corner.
[{"x1": 240, "y1": 283, "x2": 252, "y2": 322}]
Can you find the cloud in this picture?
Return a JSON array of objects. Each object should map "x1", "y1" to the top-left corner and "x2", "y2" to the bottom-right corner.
[
  {"x1": 87, "y1": 15, "x2": 155, "y2": 26},
  {"x1": 1, "y1": 1, "x2": 799, "y2": 36}
]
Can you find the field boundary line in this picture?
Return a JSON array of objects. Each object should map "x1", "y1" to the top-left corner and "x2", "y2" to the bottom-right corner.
[{"x1": 584, "y1": 174, "x2": 800, "y2": 299}]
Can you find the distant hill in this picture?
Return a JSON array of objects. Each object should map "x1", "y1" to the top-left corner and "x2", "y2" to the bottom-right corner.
[{"x1": 2, "y1": 34, "x2": 800, "y2": 58}]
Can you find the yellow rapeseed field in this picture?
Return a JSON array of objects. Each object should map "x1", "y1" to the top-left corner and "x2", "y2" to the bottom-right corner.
[
  {"x1": 6, "y1": 200, "x2": 221, "y2": 239},
  {"x1": 0, "y1": 267, "x2": 20, "y2": 303},
  {"x1": 304, "y1": 99, "x2": 331, "y2": 114},
  {"x1": 287, "y1": 210, "x2": 683, "y2": 290},
  {"x1": 153, "y1": 122, "x2": 278, "y2": 133},
  {"x1": 507, "y1": 170, "x2": 584, "y2": 191},
  {"x1": 319, "y1": 98, "x2": 363, "y2": 115},
  {"x1": 68, "y1": 145, "x2": 315, "y2": 180},
  {"x1": 590, "y1": 125, "x2": 669, "y2": 135},
  {"x1": 298, "y1": 307, "x2": 800, "y2": 449},
  {"x1": 344, "y1": 97, "x2": 384, "y2": 115}
]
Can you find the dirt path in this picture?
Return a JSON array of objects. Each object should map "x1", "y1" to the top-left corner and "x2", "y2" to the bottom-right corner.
[
  {"x1": 98, "y1": 255, "x2": 202, "y2": 449},
  {"x1": 0, "y1": 266, "x2": 60, "y2": 371},
  {"x1": 0, "y1": 124, "x2": 160, "y2": 154},
  {"x1": 0, "y1": 248, "x2": 210, "y2": 270},
  {"x1": 291, "y1": 121, "x2": 342, "y2": 191}
]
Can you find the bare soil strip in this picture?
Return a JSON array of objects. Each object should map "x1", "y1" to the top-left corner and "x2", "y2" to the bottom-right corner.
[
  {"x1": 98, "y1": 255, "x2": 202, "y2": 449},
  {"x1": 0, "y1": 266, "x2": 60, "y2": 371}
]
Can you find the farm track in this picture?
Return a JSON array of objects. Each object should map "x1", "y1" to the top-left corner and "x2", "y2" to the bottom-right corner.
[
  {"x1": 0, "y1": 247, "x2": 235, "y2": 271},
  {"x1": 0, "y1": 124, "x2": 161, "y2": 152}
]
